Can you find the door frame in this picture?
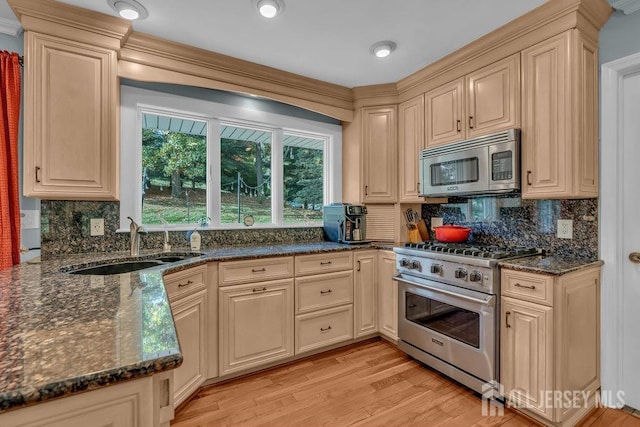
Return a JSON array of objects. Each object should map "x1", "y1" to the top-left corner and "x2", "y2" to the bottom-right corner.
[{"x1": 600, "y1": 51, "x2": 640, "y2": 408}]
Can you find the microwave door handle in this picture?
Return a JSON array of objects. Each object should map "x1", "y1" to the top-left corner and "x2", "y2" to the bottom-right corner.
[{"x1": 395, "y1": 276, "x2": 495, "y2": 307}]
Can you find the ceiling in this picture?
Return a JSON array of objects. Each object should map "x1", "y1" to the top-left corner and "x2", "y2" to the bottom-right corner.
[{"x1": 0, "y1": 0, "x2": 548, "y2": 88}]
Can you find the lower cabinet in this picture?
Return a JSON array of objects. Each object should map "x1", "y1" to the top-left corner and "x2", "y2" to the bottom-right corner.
[
  {"x1": 354, "y1": 250, "x2": 378, "y2": 338},
  {"x1": 0, "y1": 372, "x2": 174, "y2": 427},
  {"x1": 219, "y1": 279, "x2": 294, "y2": 375},
  {"x1": 164, "y1": 265, "x2": 209, "y2": 407},
  {"x1": 377, "y1": 250, "x2": 398, "y2": 341},
  {"x1": 294, "y1": 252, "x2": 355, "y2": 354},
  {"x1": 500, "y1": 266, "x2": 600, "y2": 425},
  {"x1": 170, "y1": 290, "x2": 207, "y2": 406}
]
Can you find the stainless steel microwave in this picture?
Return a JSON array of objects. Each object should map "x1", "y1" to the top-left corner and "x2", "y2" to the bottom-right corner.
[{"x1": 419, "y1": 129, "x2": 520, "y2": 198}]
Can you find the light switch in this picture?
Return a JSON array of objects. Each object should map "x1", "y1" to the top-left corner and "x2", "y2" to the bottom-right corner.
[{"x1": 20, "y1": 210, "x2": 40, "y2": 229}]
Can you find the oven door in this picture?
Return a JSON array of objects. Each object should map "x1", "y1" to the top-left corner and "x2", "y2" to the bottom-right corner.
[
  {"x1": 396, "y1": 275, "x2": 496, "y2": 384},
  {"x1": 420, "y1": 145, "x2": 489, "y2": 197}
]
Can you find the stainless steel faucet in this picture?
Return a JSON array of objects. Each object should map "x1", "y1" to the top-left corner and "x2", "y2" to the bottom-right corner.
[{"x1": 127, "y1": 216, "x2": 147, "y2": 256}]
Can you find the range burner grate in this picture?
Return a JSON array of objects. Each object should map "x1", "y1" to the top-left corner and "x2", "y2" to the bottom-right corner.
[{"x1": 403, "y1": 242, "x2": 539, "y2": 259}]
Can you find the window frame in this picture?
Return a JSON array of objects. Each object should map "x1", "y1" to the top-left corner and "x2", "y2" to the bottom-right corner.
[{"x1": 120, "y1": 86, "x2": 342, "y2": 232}]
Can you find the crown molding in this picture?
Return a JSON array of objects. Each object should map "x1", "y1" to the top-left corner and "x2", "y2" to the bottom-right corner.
[{"x1": 0, "y1": 17, "x2": 22, "y2": 37}]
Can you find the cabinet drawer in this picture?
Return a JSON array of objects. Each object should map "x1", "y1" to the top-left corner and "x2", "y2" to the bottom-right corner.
[
  {"x1": 219, "y1": 257, "x2": 294, "y2": 286},
  {"x1": 502, "y1": 269, "x2": 553, "y2": 306},
  {"x1": 164, "y1": 265, "x2": 207, "y2": 301},
  {"x1": 295, "y1": 305, "x2": 353, "y2": 354},
  {"x1": 296, "y1": 271, "x2": 353, "y2": 314},
  {"x1": 295, "y1": 252, "x2": 353, "y2": 276}
]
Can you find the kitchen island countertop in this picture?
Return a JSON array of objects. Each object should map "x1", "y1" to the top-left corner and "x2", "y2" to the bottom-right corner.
[
  {"x1": 0, "y1": 241, "x2": 380, "y2": 413},
  {"x1": 499, "y1": 255, "x2": 603, "y2": 275}
]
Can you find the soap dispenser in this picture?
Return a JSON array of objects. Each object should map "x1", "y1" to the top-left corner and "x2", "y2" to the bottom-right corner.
[{"x1": 190, "y1": 229, "x2": 201, "y2": 251}]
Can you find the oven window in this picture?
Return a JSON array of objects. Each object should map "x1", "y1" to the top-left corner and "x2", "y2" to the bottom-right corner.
[
  {"x1": 430, "y1": 157, "x2": 479, "y2": 186},
  {"x1": 405, "y1": 292, "x2": 480, "y2": 348}
]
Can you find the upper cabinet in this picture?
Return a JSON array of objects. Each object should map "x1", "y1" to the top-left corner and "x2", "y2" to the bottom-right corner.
[
  {"x1": 398, "y1": 95, "x2": 425, "y2": 202},
  {"x1": 521, "y1": 30, "x2": 598, "y2": 199},
  {"x1": 361, "y1": 105, "x2": 398, "y2": 203},
  {"x1": 23, "y1": 32, "x2": 119, "y2": 200},
  {"x1": 425, "y1": 54, "x2": 520, "y2": 148},
  {"x1": 10, "y1": 0, "x2": 131, "y2": 201}
]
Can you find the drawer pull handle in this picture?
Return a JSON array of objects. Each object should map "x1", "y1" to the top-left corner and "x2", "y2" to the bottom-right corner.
[
  {"x1": 514, "y1": 283, "x2": 536, "y2": 290},
  {"x1": 357, "y1": 260, "x2": 361, "y2": 271},
  {"x1": 320, "y1": 289, "x2": 332, "y2": 295},
  {"x1": 35, "y1": 166, "x2": 41, "y2": 183},
  {"x1": 526, "y1": 171, "x2": 532, "y2": 186},
  {"x1": 252, "y1": 268, "x2": 266, "y2": 273},
  {"x1": 252, "y1": 287, "x2": 267, "y2": 293},
  {"x1": 320, "y1": 326, "x2": 332, "y2": 332},
  {"x1": 178, "y1": 280, "x2": 193, "y2": 288},
  {"x1": 506, "y1": 311, "x2": 512, "y2": 328},
  {"x1": 320, "y1": 261, "x2": 332, "y2": 266}
]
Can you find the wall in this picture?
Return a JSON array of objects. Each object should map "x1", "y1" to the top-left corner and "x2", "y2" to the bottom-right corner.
[
  {"x1": 599, "y1": 9, "x2": 640, "y2": 64},
  {"x1": 0, "y1": 32, "x2": 40, "y2": 253}
]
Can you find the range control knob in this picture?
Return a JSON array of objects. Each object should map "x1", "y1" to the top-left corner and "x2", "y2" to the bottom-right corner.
[
  {"x1": 411, "y1": 261, "x2": 422, "y2": 271},
  {"x1": 469, "y1": 271, "x2": 483, "y2": 282},
  {"x1": 454, "y1": 268, "x2": 468, "y2": 279},
  {"x1": 430, "y1": 264, "x2": 442, "y2": 274},
  {"x1": 400, "y1": 259, "x2": 411, "y2": 268}
]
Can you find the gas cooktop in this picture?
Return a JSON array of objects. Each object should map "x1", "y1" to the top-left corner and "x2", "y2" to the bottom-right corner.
[{"x1": 402, "y1": 242, "x2": 540, "y2": 260}]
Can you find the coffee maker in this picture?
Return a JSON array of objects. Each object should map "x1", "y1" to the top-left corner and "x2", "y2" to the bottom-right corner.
[{"x1": 323, "y1": 203, "x2": 369, "y2": 244}]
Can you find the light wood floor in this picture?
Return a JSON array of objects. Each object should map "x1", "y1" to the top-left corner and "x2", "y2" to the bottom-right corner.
[{"x1": 172, "y1": 339, "x2": 640, "y2": 427}]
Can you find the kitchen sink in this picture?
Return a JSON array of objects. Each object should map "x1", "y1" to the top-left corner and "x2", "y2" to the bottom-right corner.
[
  {"x1": 63, "y1": 252, "x2": 205, "y2": 276},
  {"x1": 66, "y1": 260, "x2": 165, "y2": 275}
]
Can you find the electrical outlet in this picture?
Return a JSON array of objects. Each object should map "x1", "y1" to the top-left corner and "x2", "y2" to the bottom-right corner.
[
  {"x1": 431, "y1": 217, "x2": 443, "y2": 230},
  {"x1": 557, "y1": 219, "x2": 573, "y2": 239},
  {"x1": 90, "y1": 218, "x2": 105, "y2": 236},
  {"x1": 20, "y1": 210, "x2": 40, "y2": 229}
]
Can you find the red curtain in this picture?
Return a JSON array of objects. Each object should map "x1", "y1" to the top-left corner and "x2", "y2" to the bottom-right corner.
[{"x1": 0, "y1": 51, "x2": 21, "y2": 270}]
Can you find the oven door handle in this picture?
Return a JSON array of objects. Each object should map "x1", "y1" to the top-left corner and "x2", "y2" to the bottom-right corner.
[{"x1": 394, "y1": 276, "x2": 495, "y2": 307}]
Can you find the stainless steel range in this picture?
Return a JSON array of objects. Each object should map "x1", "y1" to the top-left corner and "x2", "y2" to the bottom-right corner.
[{"x1": 393, "y1": 242, "x2": 539, "y2": 395}]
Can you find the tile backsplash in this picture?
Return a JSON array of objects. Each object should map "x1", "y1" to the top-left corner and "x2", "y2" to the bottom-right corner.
[
  {"x1": 422, "y1": 196, "x2": 598, "y2": 258},
  {"x1": 40, "y1": 201, "x2": 324, "y2": 258}
]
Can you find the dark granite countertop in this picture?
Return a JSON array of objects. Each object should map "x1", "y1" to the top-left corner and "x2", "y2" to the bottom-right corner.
[
  {"x1": 499, "y1": 256, "x2": 604, "y2": 275},
  {"x1": 0, "y1": 241, "x2": 381, "y2": 413}
]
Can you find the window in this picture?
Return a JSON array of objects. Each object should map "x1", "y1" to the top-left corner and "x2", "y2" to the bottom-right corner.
[{"x1": 120, "y1": 86, "x2": 342, "y2": 231}]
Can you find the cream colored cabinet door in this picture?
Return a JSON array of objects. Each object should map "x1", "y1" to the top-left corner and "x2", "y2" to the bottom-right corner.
[
  {"x1": 377, "y1": 250, "x2": 397, "y2": 341},
  {"x1": 354, "y1": 250, "x2": 377, "y2": 338},
  {"x1": 219, "y1": 279, "x2": 294, "y2": 375},
  {"x1": 171, "y1": 290, "x2": 207, "y2": 407},
  {"x1": 425, "y1": 78, "x2": 464, "y2": 147},
  {"x1": 521, "y1": 30, "x2": 598, "y2": 199},
  {"x1": 501, "y1": 296, "x2": 554, "y2": 421},
  {"x1": 466, "y1": 54, "x2": 520, "y2": 138},
  {"x1": 399, "y1": 95, "x2": 425, "y2": 202},
  {"x1": 361, "y1": 105, "x2": 397, "y2": 203},
  {"x1": 23, "y1": 31, "x2": 118, "y2": 200}
]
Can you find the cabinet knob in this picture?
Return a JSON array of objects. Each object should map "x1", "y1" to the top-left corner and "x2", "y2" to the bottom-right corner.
[{"x1": 629, "y1": 252, "x2": 640, "y2": 264}]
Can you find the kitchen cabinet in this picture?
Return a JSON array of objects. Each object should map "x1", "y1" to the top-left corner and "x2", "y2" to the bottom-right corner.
[
  {"x1": 425, "y1": 54, "x2": 520, "y2": 147},
  {"x1": 164, "y1": 265, "x2": 208, "y2": 406},
  {"x1": 219, "y1": 278, "x2": 294, "y2": 375},
  {"x1": 500, "y1": 266, "x2": 600, "y2": 425},
  {"x1": 294, "y1": 252, "x2": 354, "y2": 353},
  {"x1": 521, "y1": 29, "x2": 598, "y2": 199},
  {"x1": 377, "y1": 250, "x2": 398, "y2": 341},
  {"x1": 361, "y1": 105, "x2": 397, "y2": 203},
  {"x1": 0, "y1": 371, "x2": 174, "y2": 427},
  {"x1": 354, "y1": 250, "x2": 378, "y2": 338},
  {"x1": 398, "y1": 95, "x2": 425, "y2": 202},
  {"x1": 22, "y1": 31, "x2": 119, "y2": 200}
]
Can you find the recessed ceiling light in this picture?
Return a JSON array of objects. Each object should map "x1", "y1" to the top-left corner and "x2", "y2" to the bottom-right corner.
[
  {"x1": 256, "y1": 0, "x2": 285, "y2": 18},
  {"x1": 107, "y1": 0, "x2": 149, "y2": 20},
  {"x1": 370, "y1": 41, "x2": 397, "y2": 58}
]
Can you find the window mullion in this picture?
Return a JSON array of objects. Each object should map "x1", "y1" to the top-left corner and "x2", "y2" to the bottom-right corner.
[
  {"x1": 209, "y1": 119, "x2": 221, "y2": 227},
  {"x1": 272, "y1": 129, "x2": 284, "y2": 225}
]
